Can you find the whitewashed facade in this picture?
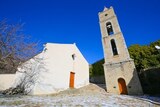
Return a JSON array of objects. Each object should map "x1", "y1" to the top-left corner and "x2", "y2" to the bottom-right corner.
[{"x1": 1, "y1": 43, "x2": 89, "y2": 95}]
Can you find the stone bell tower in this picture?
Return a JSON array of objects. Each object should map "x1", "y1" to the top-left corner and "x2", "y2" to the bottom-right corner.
[{"x1": 98, "y1": 6, "x2": 143, "y2": 95}]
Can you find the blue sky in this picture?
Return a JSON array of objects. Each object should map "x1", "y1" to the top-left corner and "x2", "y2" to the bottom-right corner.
[{"x1": 0, "y1": 0, "x2": 160, "y2": 64}]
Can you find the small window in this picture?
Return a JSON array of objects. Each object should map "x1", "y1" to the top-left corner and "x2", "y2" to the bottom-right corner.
[
  {"x1": 111, "y1": 39, "x2": 118, "y2": 56},
  {"x1": 72, "y1": 54, "x2": 76, "y2": 60},
  {"x1": 106, "y1": 22, "x2": 114, "y2": 35}
]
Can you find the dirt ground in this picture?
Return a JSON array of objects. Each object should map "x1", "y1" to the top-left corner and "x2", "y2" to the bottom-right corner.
[{"x1": 0, "y1": 83, "x2": 159, "y2": 107}]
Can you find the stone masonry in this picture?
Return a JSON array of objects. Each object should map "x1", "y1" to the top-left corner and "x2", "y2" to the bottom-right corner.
[{"x1": 98, "y1": 6, "x2": 143, "y2": 95}]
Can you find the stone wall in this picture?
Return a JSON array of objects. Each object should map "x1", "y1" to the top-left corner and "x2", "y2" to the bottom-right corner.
[
  {"x1": 139, "y1": 67, "x2": 160, "y2": 95},
  {"x1": 90, "y1": 76, "x2": 105, "y2": 84},
  {"x1": 104, "y1": 60, "x2": 143, "y2": 95}
]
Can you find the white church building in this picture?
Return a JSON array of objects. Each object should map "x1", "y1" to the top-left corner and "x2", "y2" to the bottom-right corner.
[{"x1": 0, "y1": 43, "x2": 89, "y2": 95}]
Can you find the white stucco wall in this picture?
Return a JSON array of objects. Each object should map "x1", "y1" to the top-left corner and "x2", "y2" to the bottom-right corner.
[
  {"x1": 74, "y1": 46, "x2": 89, "y2": 88},
  {"x1": 14, "y1": 43, "x2": 89, "y2": 95},
  {"x1": 0, "y1": 74, "x2": 15, "y2": 90}
]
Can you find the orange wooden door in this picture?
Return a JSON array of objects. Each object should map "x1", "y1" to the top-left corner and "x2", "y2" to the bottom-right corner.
[
  {"x1": 69, "y1": 72, "x2": 75, "y2": 88},
  {"x1": 118, "y1": 78, "x2": 128, "y2": 95}
]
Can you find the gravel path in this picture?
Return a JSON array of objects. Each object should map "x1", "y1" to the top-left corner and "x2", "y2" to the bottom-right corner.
[{"x1": 0, "y1": 84, "x2": 159, "y2": 107}]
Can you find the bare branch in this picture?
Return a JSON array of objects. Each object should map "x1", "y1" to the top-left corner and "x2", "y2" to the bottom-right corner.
[{"x1": 0, "y1": 19, "x2": 40, "y2": 74}]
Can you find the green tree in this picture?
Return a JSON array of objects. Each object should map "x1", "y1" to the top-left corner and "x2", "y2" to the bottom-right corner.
[
  {"x1": 128, "y1": 40, "x2": 160, "y2": 71},
  {"x1": 92, "y1": 59, "x2": 104, "y2": 76}
]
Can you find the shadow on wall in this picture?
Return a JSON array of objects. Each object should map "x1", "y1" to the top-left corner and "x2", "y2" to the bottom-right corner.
[
  {"x1": 139, "y1": 67, "x2": 160, "y2": 95},
  {"x1": 89, "y1": 76, "x2": 105, "y2": 84},
  {"x1": 127, "y1": 67, "x2": 160, "y2": 104},
  {"x1": 89, "y1": 75, "x2": 106, "y2": 90},
  {"x1": 14, "y1": 55, "x2": 49, "y2": 95},
  {"x1": 126, "y1": 68, "x2": 143, "y2": 94}
]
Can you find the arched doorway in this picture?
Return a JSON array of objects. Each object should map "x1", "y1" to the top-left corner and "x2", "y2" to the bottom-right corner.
[{"x1": 118, "y1": 78, "x2": 128, "y2": 95}]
